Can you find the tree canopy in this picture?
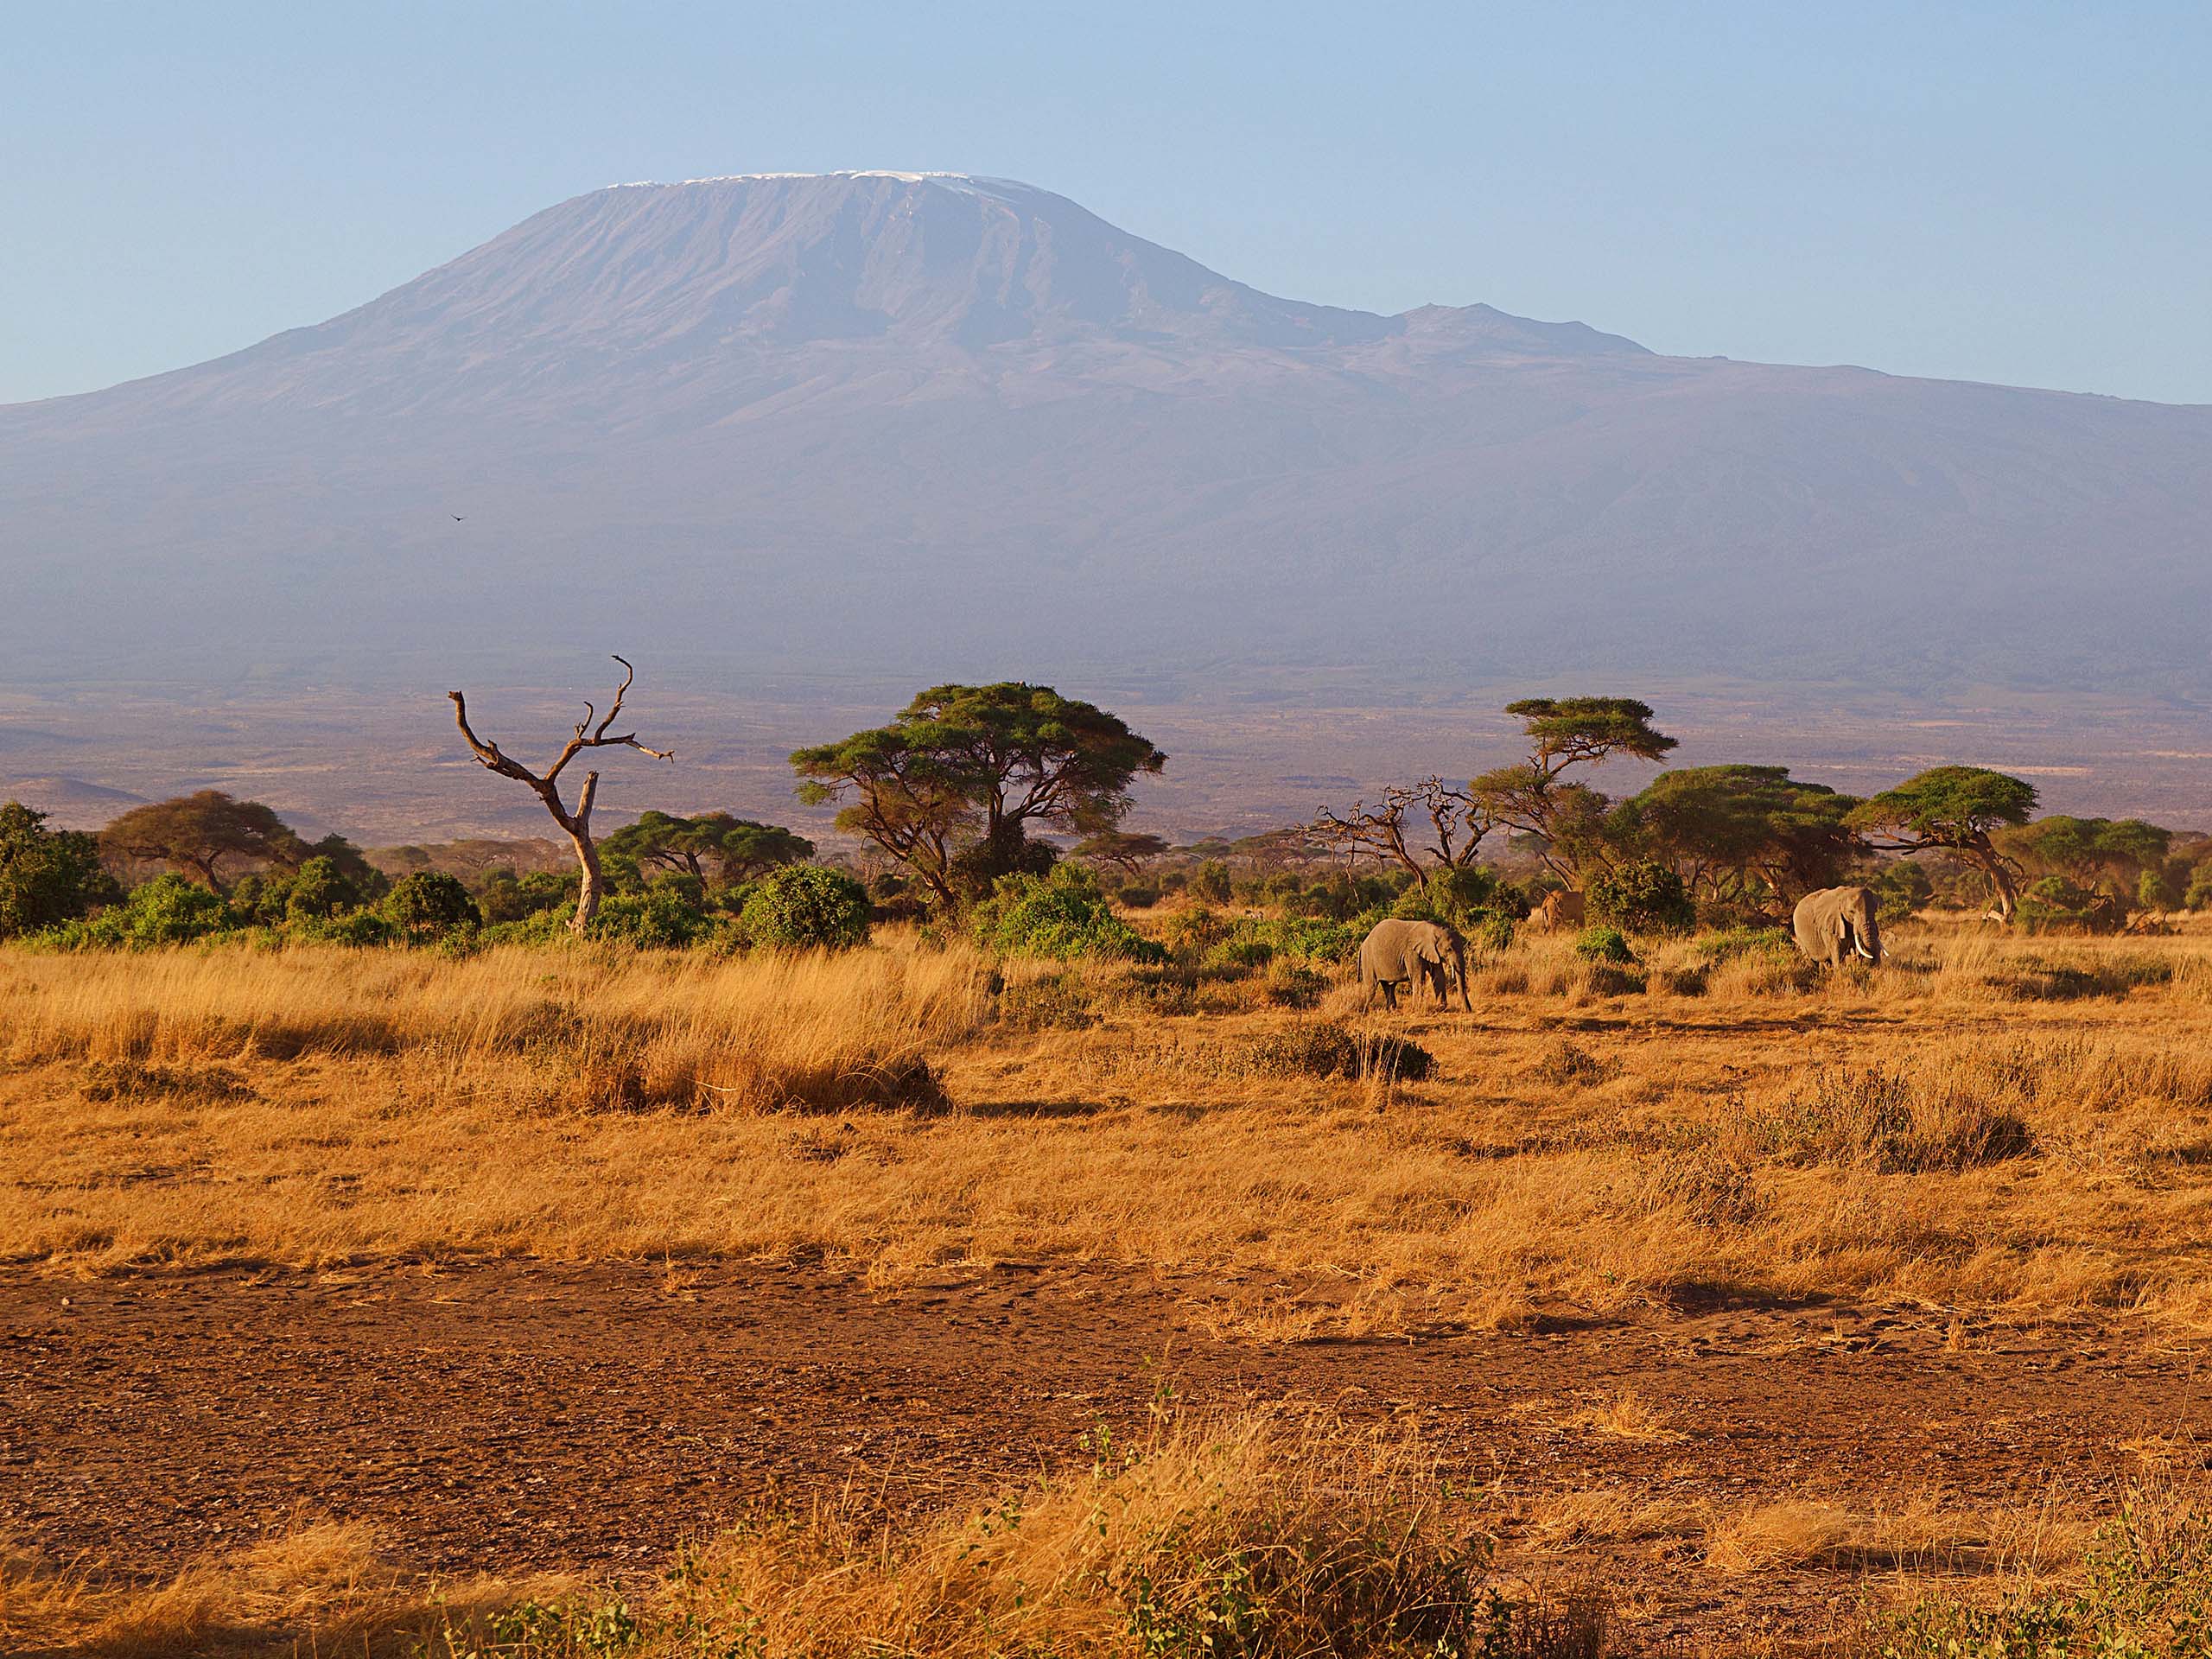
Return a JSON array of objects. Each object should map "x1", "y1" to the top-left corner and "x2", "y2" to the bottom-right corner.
[
  {"x1": 1467, "y1": 697, "x2": 1677, "y2": 883},
  {"x1": 601, "y1": 810, "x2": 814, "y2": 889},
  {"x1": 1623, "y1": 765, "x2": 1858, "y2": 906},
  {"x1": 791, "y1": 683, "x2": 1164, "y2": 906},
  {"x1": 99, "y1": 791, "x2": 310, "y2": 893},
  {"x1": 1847, "y1": 766, "x2": 2038, "y2": 919}
]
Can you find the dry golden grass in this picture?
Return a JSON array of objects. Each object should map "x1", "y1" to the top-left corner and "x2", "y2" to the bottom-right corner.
[
  {"x1": 3, "y1": 924, "x2": 2211, "y2": 1335},
  {"x1": 0, "y1": 1411, "x2": 1510, "y2": 1659},
  {"x1": 0, "y1": 1520, "x2": 575, "y2": 1657}
]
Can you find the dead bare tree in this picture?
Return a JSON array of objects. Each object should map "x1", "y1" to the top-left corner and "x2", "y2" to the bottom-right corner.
[
  {"x1": 1306, "y1": 777, "x2": 1494, "y2": 887},
  {"x1": 448, "y1": 656, "x2": 674, "y2": 933}
]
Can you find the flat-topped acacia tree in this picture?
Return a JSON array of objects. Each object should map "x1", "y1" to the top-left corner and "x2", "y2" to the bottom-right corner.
[
  {"x1": 448, "y1": 656, "x2": 673, "y2": 933},
  {"x1": 1467, "y1": 696, "x2": 1680, "y2": 885},
  {"x1": 791, "y1": 683, "x2": 1165, "y2": 909},
  {"x1": 1847, "y1": 766, "x2": 2037, "y2": 922}
]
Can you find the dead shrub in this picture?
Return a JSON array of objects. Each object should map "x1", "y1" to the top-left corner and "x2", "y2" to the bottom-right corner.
[
  {"x1": 1529, "y1": 1039, "x2": 1618, "y2": 1088},
  {"x1": 1240, "y1": 1020, "x2": 1433, "y2": 1083},
  {"x1": 1742, "y1": 1064, "x2": 2035, "y2": 1173}
]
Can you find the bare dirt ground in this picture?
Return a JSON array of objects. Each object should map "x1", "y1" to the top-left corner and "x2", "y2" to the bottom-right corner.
[{"x1": 6, "y1": 1258, "x2": 2205, "y2": 1646}]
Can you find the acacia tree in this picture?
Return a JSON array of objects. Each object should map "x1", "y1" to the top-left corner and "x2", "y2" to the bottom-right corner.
[
  {"x1": 1622, "y1": 765, "x2": 1858, "y2": 909},
  {"x1": 100, "y1": 790, "x2": 310, "y2": 893},
  {"x1": 1847, "y1": 766, "x2": 2037, "y2": 921},
  {"x1": 791, "y1": 683, "x2": 1165, "y2": 908},
  {"x1": 602, "y1": 810, "x2": 814, "y2": 890},
  {"x1": 1308, "y1": 777, "x2": 1494, "y2": 887},
  {"x1": 1071, "y1": 830, "x2": 1169, "y2": 878},
  {"x1": 1467, "y1": 697, "x2": 1678, "y2": 884},
  {"x1": 448, "y1": 656, "x2": 673, "y2": 932},
  {"x1": 1998, "y1": 815, "x2": 2171, "y2": 902}
]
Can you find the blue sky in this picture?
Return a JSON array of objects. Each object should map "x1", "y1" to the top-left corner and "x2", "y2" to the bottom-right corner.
[{"x1": 5, "y1": 2, "x2": 2206, "y2": 404}]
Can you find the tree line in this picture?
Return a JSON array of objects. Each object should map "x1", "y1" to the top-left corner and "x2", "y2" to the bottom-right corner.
[{"x1": 2, "y1": 664, "x2": 2206, "y2": 951}]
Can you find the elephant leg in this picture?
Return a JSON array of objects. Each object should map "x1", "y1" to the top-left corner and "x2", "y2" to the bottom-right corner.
[{"x1": 1380, "y1": 980, "x2": 1398, "y2": 1012}]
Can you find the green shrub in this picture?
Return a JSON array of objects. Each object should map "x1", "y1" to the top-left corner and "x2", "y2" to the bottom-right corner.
[
  {"x1": 2189, "y1": 866, "x2": 2212, "y2": 912},
  {"x1": 589, "y1": 885, "x2": 710, "y2": 949},
  {"x1": 1586, "y1": 859, "x2": 1694, "y2": 934},
  {"x1": 1189, "y1": 859, "x2": 1234, "y2": 903},
  {"x1": 1874, "y1": 1496, "x2": 2212, "y2": 1659},
  {"x1": 383, "y1": 872, "x2": 481, "y2": 941},
  {"x1": 1573, "y1": 925, "x2": 1635, "y2": 964},
  {"x1": 480, "y1": 868, "x2": 575, "y2": 923},
  {"x1": 2016, "y1": 874, "x2": 2126, "y2": 934},
  {"x1": 0, "y1": 802, "x2": 118, "y2": 938},
  {"x1": 80, "y1": 874, "x2": 236, "y2": 947},
  {"x1": 1197, "y1": 916, "x2": 1359, "y2": 974},
  {"x1": 972, "y1": 864, "x2": 1162, "y2": 963},
  {"x1": 287, "y1": 908, "x2": 396, "y2": 947},
  {"x1": 742, "y1": 864, "x2": 872, "y2": 951}
]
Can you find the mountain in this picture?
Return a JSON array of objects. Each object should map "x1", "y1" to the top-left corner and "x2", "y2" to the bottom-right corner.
[{"x1": 3, "y1": 169, "x2": 2209, "y2": 711}]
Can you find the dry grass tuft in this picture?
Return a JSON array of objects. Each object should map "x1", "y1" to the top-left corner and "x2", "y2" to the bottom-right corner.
[{"x1": 0, "y1": 1521, "x2": 575, "y2": 1657}]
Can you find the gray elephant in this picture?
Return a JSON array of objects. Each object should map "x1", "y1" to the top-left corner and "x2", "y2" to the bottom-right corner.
[
  {"x1": 1357, "y1": 918, "x2": 1472, "y2": 1012},
  {"x1": 1791, "y1": 885, "x2": 1882, "y2": 967}
]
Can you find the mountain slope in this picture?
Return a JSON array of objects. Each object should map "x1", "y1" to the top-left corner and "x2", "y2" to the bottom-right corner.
[{"x1": 2, "y1": 171, "x2": 2206, "y2": 706}]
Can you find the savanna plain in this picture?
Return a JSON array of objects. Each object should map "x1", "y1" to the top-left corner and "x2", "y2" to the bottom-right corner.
[{"x1": 7, "y1": 922, "x2": 2212, "y2": 1656}]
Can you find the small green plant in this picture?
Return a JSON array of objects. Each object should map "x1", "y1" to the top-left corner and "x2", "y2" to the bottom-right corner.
[{"x1": 1573, "y1": 925, "x2": 1635, "y2": 965}]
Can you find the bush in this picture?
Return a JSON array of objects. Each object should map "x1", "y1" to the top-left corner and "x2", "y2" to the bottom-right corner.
[
  {"x1": 2016, "y1": 874, "x2": 2126, "y2": 934},
  {"x1": 384, "y1": 872, "x2": 482, "y2": 941},
  {"x1": 1586, "y1": 859, "x2": 1695, "y2": 934},
  {"x1": 1197, "y1": 915, "x2": 1360, "y2": 974},
  {"x1": 1189, "y1": 859, "x2": 1234, "y2": 903},
  {"x1": 479, "y1": 868, "x2": 575, "y2": 923},
  {"x1": 80, "y1": 874, "x2": 236, "y2": 947},
  {"x1": 0, "y1": 802, "x2": 118, "y2": 938},
  {"x1": 589, "y1": 885, "x2": 710, "y2": 949},
  {"x1": 972, "y1": 863, "x2": 1162, "y2": 963},
  {"x1": 741, "y1": 864, "x2": 872, "y2": 951},
  {"x1": 287, "y1": 908, "x2": 396, "y2": 947},
  {"x1": 2189, "y1": 867, "x2": 2212, "y2": 912},
  {"x1": 1573, "y1": 925, "x2": 1635, "y2": 964}
]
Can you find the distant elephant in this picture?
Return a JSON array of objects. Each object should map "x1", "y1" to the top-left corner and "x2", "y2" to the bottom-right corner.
[
  {"x1": 1791, "y1": 885, "x2": 1882, "y2": 967},
  {"x1": 1534, "y1": 890, "x2": 1586, "y2": 931},
  {"x1": 1357, "y1": 918, "x2": 1472, "y2": 1012}
]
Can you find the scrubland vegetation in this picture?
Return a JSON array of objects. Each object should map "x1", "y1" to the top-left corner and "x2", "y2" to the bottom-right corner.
[{"x1": 8, "y1": 679, "x2": 2212, "y2": 1653}]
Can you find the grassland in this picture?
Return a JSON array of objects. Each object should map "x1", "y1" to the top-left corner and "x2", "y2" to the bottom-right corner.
[
  {"x1": 5, "y1": 917, "x2": 2212, "y2": 1654},
  {"x1": 5, "y1": 924, "x2": 2211, "y2": 1329}
]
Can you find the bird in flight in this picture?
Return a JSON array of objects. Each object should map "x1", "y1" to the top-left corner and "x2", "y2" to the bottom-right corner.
[{"x1": 451, "y1": 514, "x2": 466, "y2": 522}]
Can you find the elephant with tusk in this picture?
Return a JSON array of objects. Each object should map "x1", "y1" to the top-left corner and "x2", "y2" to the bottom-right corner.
[
  {"x1": 1791, "y1": 885, "x2": 1883, "y2": 967},
  {"x1": 1357, "y1": 918, "x2": 1472, "y2": 1012}
]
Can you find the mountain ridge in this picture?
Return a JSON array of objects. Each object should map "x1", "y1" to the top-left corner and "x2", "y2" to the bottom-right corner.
[{"x1": 2, "y1": 171, "x2": 2207, "y2": 717}]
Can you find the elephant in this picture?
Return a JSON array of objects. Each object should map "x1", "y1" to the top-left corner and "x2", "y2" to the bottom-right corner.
[
  {"x1": 1533, "y1": 890, "x2": 1586, "y2": 931},
  {"x1": 1791, "y1": 885, "x2": 1882, "y2": 967},
  {"x1": 1357, "y1": 918, "x2": 1472, "y2": 1012}
]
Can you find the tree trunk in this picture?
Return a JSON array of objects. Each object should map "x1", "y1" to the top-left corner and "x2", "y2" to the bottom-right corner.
[{"x1": 568, "y1": 830, "x2": 603, "y2": 933}]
